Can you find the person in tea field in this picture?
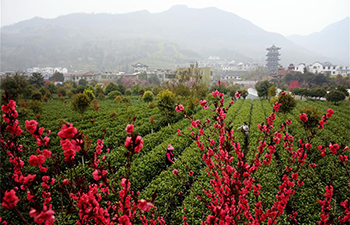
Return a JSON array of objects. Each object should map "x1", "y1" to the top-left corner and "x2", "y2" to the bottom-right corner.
[
  {"x1": 165, "y1": 144, "x2": 176, "y2": 165},
  {"x1": 237, "y1": 122, "x2": 249, "y2": 145}
]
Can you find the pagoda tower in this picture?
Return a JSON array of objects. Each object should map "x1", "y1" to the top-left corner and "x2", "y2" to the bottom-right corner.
[{"x1": 266, "y1": 45, "x2": 281, "y2": 76}]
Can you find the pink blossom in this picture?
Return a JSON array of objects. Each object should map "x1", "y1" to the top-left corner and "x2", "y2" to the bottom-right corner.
[
  {"x1": 212, "y1": 90, "x2": 219, "y2": 98},
  {"x1": 235, "y1": 92, "x2": 241, "y2": 98},
  {"x1": 175, "y1": 104, "x2": 184, "y2": 112},
  {"x1": 63, "y1": 179, "x2": 69, "y2": 185},
  {"x1": 125, "y1": 136, "x2": 132, "y2": 148},
  {"x1": 189, "y1": 170, "x2": 194, "y2": 176},
  {"x1": 134, "y1": 135, "x2": 143, "y2": 153},
  {"x1": 172, "y1": 169, "x2": 179, "y2": 175}
]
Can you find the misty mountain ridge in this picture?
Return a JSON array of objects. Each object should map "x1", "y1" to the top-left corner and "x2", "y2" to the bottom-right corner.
[
  {"x1": 1, "y1": 5, "x2": 348, "y2": 72},
  {"x1": 288, "y1": 17, "x2": 349, "y2": 66}
]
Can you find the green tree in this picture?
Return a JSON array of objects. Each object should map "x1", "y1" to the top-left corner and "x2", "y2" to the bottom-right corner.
[
  {"x1": 0, "y1": 74, "x2": 30, "y2": 99},
  {"x1": 255, "y1": 80, "x2": 271, "y2": 99},
  {"x1": 104, "y1": 83, "x2": 118, "y2": 95},
  {"x1": 240, "y1": 88, "x2": 248, "y2": 99},
  {"x1": 57, "y1": 87, "x2": 67, "y2": 96},
  {"x1": 46, "y1": 82, "x2": 58, "y2": 94},
  {"x1": 326, "y1": 90, "x2": 346, "y2": 104},
  {"x1": 28, "y1": 100, "x2": 43, "y2": 114},
  {"x1": 268, "y1": 86, "x2": 277, "y2": 98},
  {"x1": 312, "y1": 88, "x2": 327, "y2": 99},
  {"x1": 29, "y1": 72, "x2": 45, "y2": 88},
  {"x1": 49, "y1": 72, "x2": 64, "y2": 82},
  {"x1": 313, "y1": 74, "x2": 327, "y2": 86},
  {"x1": 71, "y1": 93, "x2": 91, "y2": 120},
  {"x1": 337, "y1": 85, "x2": 349, "y2": 97},
  {"x1": 157, "y1": 89, "x2": 177, "y2": 125},
  {"x1": 31, "y1": 91, "x2": 42, "y2": 101},
  {"x1": 78, "y1": 79, "x2": 88, "y2": 86}
]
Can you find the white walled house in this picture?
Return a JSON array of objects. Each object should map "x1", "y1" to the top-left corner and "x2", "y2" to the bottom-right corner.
[
  {"x1": 295, "y1": 63, "x2": 306, "y2": 73},
  {"x1": 132, "y1": 62, "x2": 148, "y2": 73}
]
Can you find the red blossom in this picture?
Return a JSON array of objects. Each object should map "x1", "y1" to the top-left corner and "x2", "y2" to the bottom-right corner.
[
  {"x1": 1, "y1": 189, "x2": 19, "y2": 209},
  {"x1": 137, "y1": 199, "x2": 154, "y2": 212},
  {"x1": 134, "y1": 135, "x2": 143, "y2": 153},
  {"x1": 25, "y1": 120, "x2": 38, "y2": 134},
  {"x1": 126, "y1": 124, "x2": 134, "y2": 134},
  {"x1": 299, "y1": 113, "x2": 308, "y2": 123},
  {"x1": 58, "y1": 123, "x2": 78, "y2": 139},
  {"x1": 212, "y1": 90, "x2": 219, "y2": 98}
]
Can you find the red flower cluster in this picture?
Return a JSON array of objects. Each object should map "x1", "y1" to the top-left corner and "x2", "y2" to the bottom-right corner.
[
  {"x1": 2, "y1": 100, "x2": 22, "y2": 136},
  {"x1": 1, "y1": 189, "x2": 19, "y2": 209},
  {"x1": 299, "y1": 113, "x2": 308, "y2": 123},
  {"x1": 318, "y1": 185, "x2": 333, "y2": 224},
  {"x1": 58, "y1": 123, "x2": 81, "y2": 162},
  {"x1": 200, "y1": 100, "x2": 209, "y2": 109}
]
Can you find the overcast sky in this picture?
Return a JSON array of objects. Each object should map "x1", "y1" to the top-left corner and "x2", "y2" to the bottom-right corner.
[{"x1": 1, "y1": 0, "x2": 349, "y2": 36}]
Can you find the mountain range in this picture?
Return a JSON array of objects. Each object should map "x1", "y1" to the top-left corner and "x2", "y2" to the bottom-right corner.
[{"x1": 1, "y1": 5, "x2": 348, "y2": 72}]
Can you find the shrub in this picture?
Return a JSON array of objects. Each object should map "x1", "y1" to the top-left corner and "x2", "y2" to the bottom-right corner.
[
  {"x1": 97, "y1": 92, "x2": 105, "y2": 99},
  {"x1": 114, "y1": 96, "x2": 124, "y2": 103},
  {"x1": 122, "y1": 97, "x2": 131, "y2": 104},
  {"x1": 67, "y1": 91, "x2": 74, "y2": 98},
  {"x1": 110, "y1": 111, "x2": 119, "y2": 119},
  {"x1": 148, "y1": 102, "x2": 156, "y2": 109},
  {"x1": 44, "y1": 90, "x2": 52, "y2": 99},
  {"x1": 28, "y1": 100, "x2": 43, "y2": 114},
  {"x1": 299, "y1": 107, "x2": 321, "y2": 135},
  {"x1": 138, "y1": 88, "x2": 145, "y2": 96},
  {"x1": 31, "y1": 91, "x2": 42, "y2": 101},
  {"x1": 125, "y1": 89, "x2": 132, "y2": 96},
  {"x1": 107, "y1": 90, "x2": 121, "y2": 99},
  {"x1": 143, "y1": 91, "x2": 154, "y2": 102},
  {"x1": 57, "y1": 87, "x2": 67, "y2": 96},
  {"x1": 92, "y1": 99, "x2": 100, "y2": 111},
  {"x1": 186, "y1": 97, "x2": 199, "y2": 115}
]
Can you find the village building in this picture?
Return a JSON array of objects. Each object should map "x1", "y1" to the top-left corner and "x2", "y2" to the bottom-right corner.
[{"x1": 132, "y1": 62, "x2": 149, "y2": 73}]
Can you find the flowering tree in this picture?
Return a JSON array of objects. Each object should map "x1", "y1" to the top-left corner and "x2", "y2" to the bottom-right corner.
[
  {"x1": 0, "y1": 93, "x2": 164, "y2": 224},
  {"x1": 1, "y1": 89, "x2": 349, "y2": 224},
  {"x1": 174, "y1": 90, "x2": 349, "y2": 224}
]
